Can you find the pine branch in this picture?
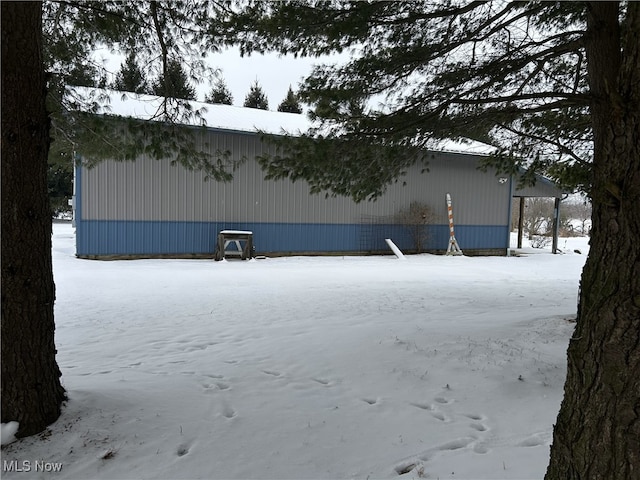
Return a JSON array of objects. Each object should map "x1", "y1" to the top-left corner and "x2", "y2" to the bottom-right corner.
[
  {"x1": 150, "y1": 1, "x2": 170, "y2": 118},
  {"x1": 497, "y1": 122, "x2": 588, "y2": 165}
]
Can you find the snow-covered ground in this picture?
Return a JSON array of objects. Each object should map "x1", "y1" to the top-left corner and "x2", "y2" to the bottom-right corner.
[{"x1": 1, "y1": 223, "x2": 589, "y2": 479}]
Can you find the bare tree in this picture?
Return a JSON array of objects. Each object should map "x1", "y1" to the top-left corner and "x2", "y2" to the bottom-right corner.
[
  {"x1": 395, "y1": 201, "x2": 436, "y2": 253},
  {"x1": 564, "y1": 197, "x2": 592, "y2": 235},
  {"x1": 523, "y1": 198, "x2": 555, "y2": 237}
]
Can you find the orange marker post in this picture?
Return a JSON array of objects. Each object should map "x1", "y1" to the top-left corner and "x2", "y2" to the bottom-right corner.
[{"x1": 445, "y1": 193, "x2": 463, "y2": 256}]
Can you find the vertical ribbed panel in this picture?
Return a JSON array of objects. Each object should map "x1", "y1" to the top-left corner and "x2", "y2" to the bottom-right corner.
[
  {"x1": 75, "y1": 219, "x2": 509, "y2": 256},
  {"x1": 81, "y1": 130, "x2": 513, "y2": 227}
]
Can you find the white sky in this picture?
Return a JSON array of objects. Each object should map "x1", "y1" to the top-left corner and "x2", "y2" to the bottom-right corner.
[
  {"x1": 205, "y1": 47, "x2": 327, "y2": 109},
  {"x1": 96, "y1": 46, "x2": 344, "y2": 111}
]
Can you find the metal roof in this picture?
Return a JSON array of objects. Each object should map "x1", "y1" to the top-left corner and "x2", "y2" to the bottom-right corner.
[
  {"x1": 71, "y1": 87, "x2": 563, "y2": 198},
  {"x1": 70, "y1": 87, "x2": 497, "y2": 155}
]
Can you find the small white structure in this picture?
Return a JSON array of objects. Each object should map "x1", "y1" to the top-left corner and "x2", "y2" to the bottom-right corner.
[{"x1": 385, "y1": 239, "x2": 406, "y2": 260}]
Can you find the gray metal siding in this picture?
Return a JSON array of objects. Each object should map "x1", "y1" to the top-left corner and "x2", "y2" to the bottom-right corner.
[
  {"x1": 405, "y1": 153, "x2": 511, "y2": 225},
  {"x1": 81, "y1": 130, "x2": 512, "y2": 227}
]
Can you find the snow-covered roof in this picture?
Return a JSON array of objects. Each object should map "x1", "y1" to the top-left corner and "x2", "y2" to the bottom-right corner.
[
  {"x1": 430, "y1": 139, "x2": 498, "y2": 156},
  {"x1": 71, "y1": 87, "x2": 497, "y2": 155},
  {"x1": 71, "y1": 87, "x2": 312, "y2": 136}
]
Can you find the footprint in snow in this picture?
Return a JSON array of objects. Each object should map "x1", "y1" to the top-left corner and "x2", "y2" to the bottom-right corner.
[
  {"x1": 409, "y1": 401, "x2": 449, "y2": 421},
  {"x1": 518, "y1": 434, "x2": 545, "y2": 447},
  {"x1": 474, "y1": 442, "x2": 490, "y2": 454},
  {"x1": 470, "y1": 422, "x2": 488, "y2": 432},
  {"x1": 222, "y1": 404, "x2": 236, "y2": 419},
  {"x1": 438, "y1": 437, "x2": 475, "y2": 451},
  {"x1": 431, "y1": 411, "x2": 449, "y2": 422},
  {"x1": 394, "y1": 461, "x2": 424, "y2": 476},
  {"x1": 463, "y1": 412, "x2": 484, "y2": 421},
  {"x1": 434, "y1": 396, "x2": 453, "y2": 405},
  {"x1": 409, "y1": 402, "x2": 433, "y2": 411},
  {"x1": 311, "y1": 377, "x2": 331, "y2": 386},
  {"x1": 393, "y1": 437, "x2": 475, "y2": 478},
  {"x1": 176, "y1": 440, "x2": 194, "y2": 457},
  {"x1": 262, "y1": 369, "x2": 281, "y2": 377},
  {"x1": 202, "y1": 381, "x2": 231, "y2": 393}
]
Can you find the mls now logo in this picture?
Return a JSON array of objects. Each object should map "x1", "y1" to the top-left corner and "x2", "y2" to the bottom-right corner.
[{"x1": 3, "y1": 460, "x2": 63, "y2": 473}]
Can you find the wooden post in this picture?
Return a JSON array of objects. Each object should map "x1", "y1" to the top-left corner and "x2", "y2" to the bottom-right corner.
[
  {"x1": 445, "y1": 193, "x2": 463, "y2": 255},
  {"x1": 214, "y1": 233, "x2": 225, "y2": 261}
]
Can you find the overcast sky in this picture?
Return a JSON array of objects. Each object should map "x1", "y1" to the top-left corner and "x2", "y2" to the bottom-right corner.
[
  {"x1": 205, "y1": 47, "x2": 324, "y2": 109},
  {"x1": 97, "y1": 46, "x2": 344, "y2": 112}
]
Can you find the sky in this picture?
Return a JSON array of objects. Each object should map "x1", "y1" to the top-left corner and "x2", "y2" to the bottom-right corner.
[
  {"x1": 96, "y1": 46, "x2": 344, "y2": 111},
  {"x1": 205, "y1": 47, "x2": 327, "y2": 109}
]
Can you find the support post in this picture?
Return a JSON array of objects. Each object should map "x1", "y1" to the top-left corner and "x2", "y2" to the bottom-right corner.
[
  {"x1": 552, "y1": 197, "x2": 561, "y2": 254},
  {"x1": 517, "y1": 197, "x2": 525, "y2": 249}
]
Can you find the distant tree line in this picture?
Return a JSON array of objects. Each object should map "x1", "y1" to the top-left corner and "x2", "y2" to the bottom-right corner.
[{"x1": 111, "y1": 51, "x2": 303, "y2": 112}]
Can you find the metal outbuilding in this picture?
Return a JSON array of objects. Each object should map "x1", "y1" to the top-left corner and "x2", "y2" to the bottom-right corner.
[{"x1": 72, "y1": 89, "x2": 564, "y2": 259}]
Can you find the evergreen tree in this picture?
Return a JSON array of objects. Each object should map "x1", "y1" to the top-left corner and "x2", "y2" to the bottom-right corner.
[
  {"x1": 41, "y1": 4, "x2": 110, "y2": 218},
  {"x1": 2, "y1": 1, "x2": 67, "y2": 438},
  {"x1": 47, "y1": 163, "x2": 74, "y2": 217},
  {"x1": 277, "y1": 85, "x2": 302, "y2": 113},
  {"x1": 42, "y1": 1, "x2": 229, "y2": 177},
  {"x1": 113, "y1": 51, "x2": 149, "y2": 94},
  {"x1": 243, "y1": 79, "x2": 269, "y2": 110},
  {"x1": 225, "y1": 2, "x2": 594, "y2": 199},
  {"x1": 205, "y1": 77, "x2": 233, "y2": 104},
  {"x1": 223, "y1": 3, "x2": 640, "y2": 477},
  {"x1": 2, "y1": 0, "x2": 234, "y2": 439},
  {"x1": 153, "y1": 58, "x2": 197, "y2": 100}
]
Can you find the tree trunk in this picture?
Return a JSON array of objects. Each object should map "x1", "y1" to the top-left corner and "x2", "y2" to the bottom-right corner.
[
  {"x1": 546, "y1": 2, "x2": 640, "y2": 478},
  {"x1": 1, "y1": 1, "x2": 66, "y2": 438}
]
